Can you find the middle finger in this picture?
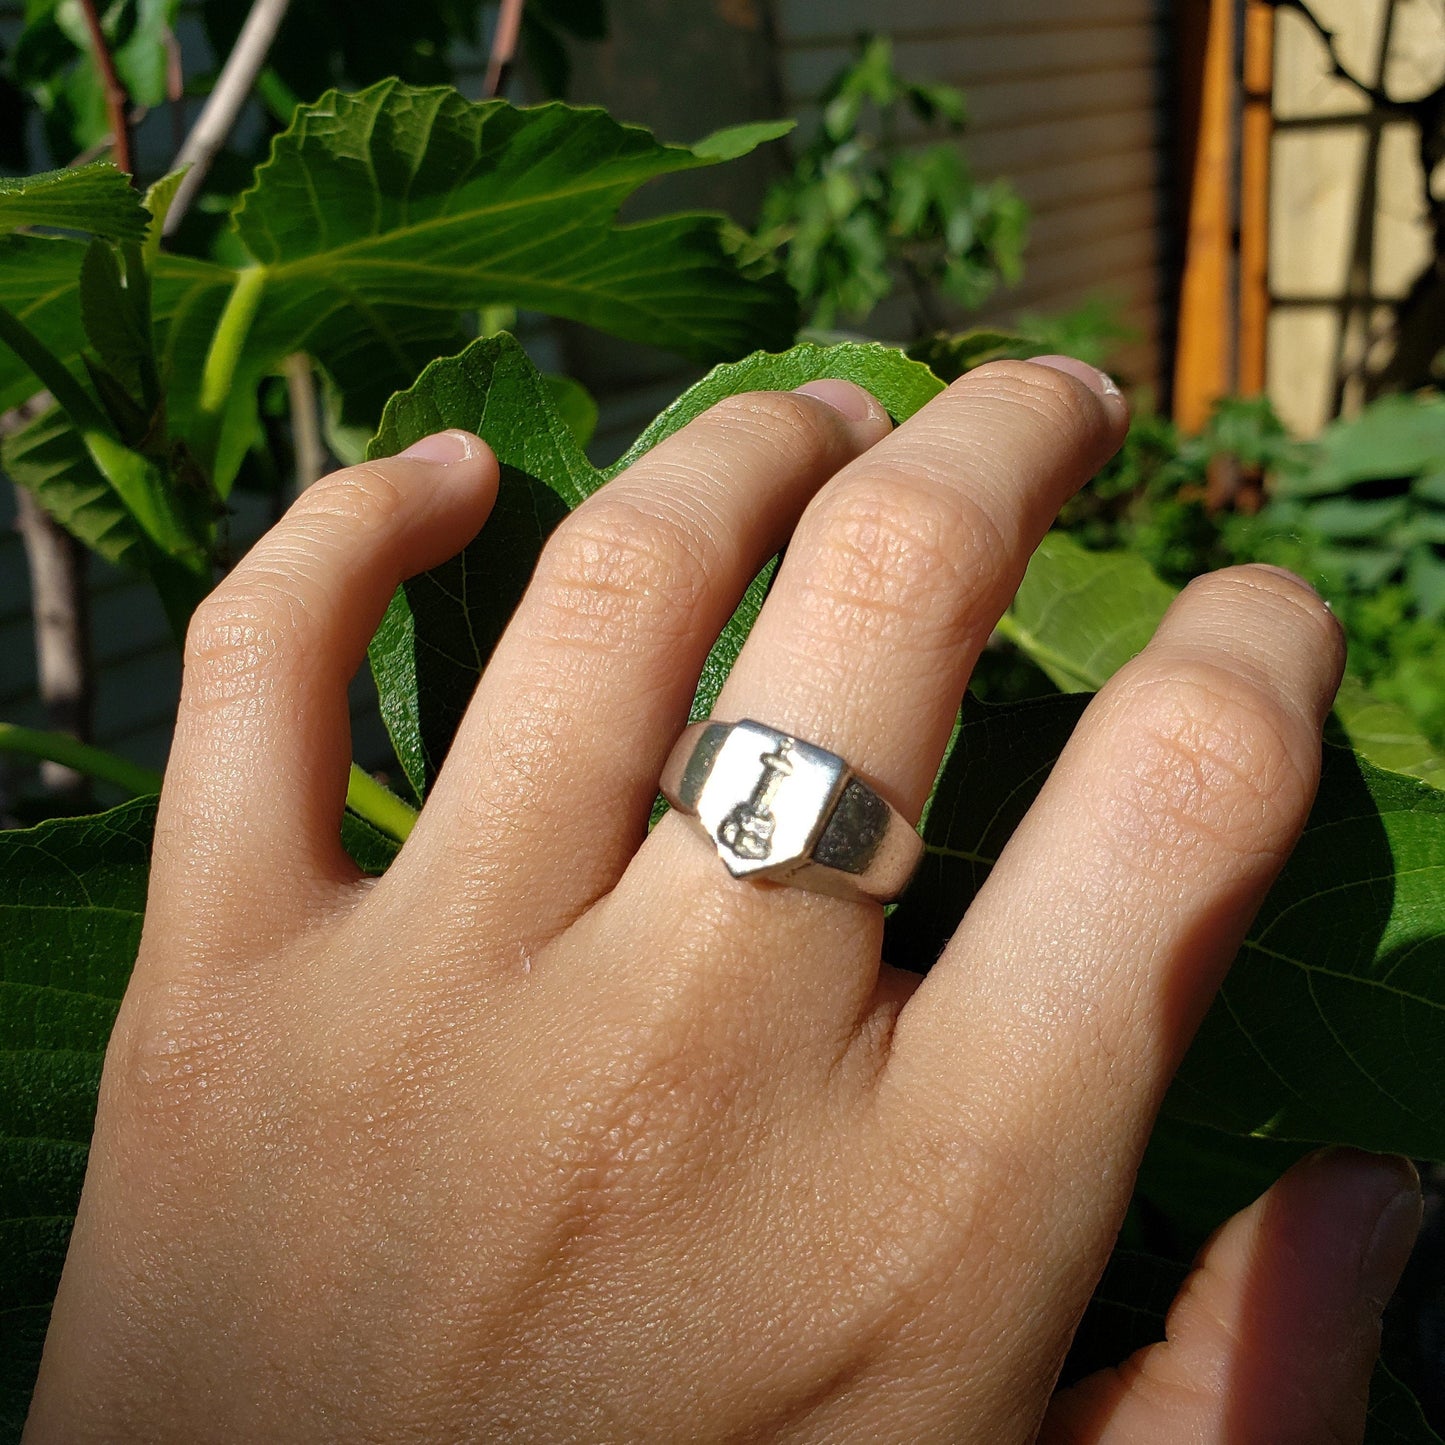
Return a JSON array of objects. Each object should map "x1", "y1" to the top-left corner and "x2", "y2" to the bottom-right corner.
[{"x1": 618, "y1": 360, "x2": 1127, "y2": 1033}]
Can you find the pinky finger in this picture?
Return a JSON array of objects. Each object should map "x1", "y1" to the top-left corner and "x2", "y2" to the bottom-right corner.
[{"x1": 1043, "y1": 1148, "x2": 1423, "y2": 1445}]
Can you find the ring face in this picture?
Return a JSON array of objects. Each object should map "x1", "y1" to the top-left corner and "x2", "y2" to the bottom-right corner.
[
  {"x1": 694, "y1": 721, "x2": 848, "y2": 879},
  {"x1": 660, "y1": 718, "x2": 924, "y2": 902}
]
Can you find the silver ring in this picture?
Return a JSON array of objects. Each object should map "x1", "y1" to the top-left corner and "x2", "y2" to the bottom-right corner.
[{"x1": 659, "y1": 719, "x2": 923, "y2": 903}]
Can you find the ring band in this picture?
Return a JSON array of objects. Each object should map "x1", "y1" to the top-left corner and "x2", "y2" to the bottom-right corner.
[{"x1": 659, "y1": 719, "x2": 923, "y2": 902}]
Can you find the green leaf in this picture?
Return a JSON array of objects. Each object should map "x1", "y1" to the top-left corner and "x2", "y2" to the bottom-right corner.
[
  {"x1": 368, "y1": 335, "x2": 943, "y2": 798},
  {"x1": 1133, "y1": 1116, "x2": 1310, "y2": 1257},
  {"x1": 0, "y1": 798, "x2": 153, "y2": 1434},
  {"x1": 1002, "y1": 534, "x2": 1445, "y2": 791},
  {"x1": 110, "y1": 0, "x2": 182, "y2": 110},
  {"x1": 0, "y1": 162, "x2": 147, "y2": 241},
  {"x1": 1331, "y1": 675, "x2": 1445, "y2": 791},
  {"x1": 365, "y1": 335, "x2": 590, "y2": 797},
  {"x1": 608, "y1": 339, "x2": 943, "y2": 476},
  {"x1": 234, "y1": 82, "x2": 798, "y2": 366},
  {"x1": 905, "y1": 327, "x2": 1032, "y2": 383},
  {"x1": 690, "y1": 119, "x2": 794, "y2": 162},
  {"x1": 543, "y1": 373, "x2": 599, "y2": 449},
  {"x1": 1, "y1": 403, "x2": 147, "y2": 568},
  {"x1": 341, "y1": 811, "x2": 402, "y2": 876},
  {"x1": 887, "y1": 694, "x2": 1445, "y2": 1160},
  {"x1": 1170, "y1": 749, "x2": 1445, "y2": 1156},
  {"x1": 78, "y1": 240, "x2": 152, "y2": 401},
  {"x1": 998, "y1": 533, "x2": 1173, "y2": 692},
  {"x1": 1283, "y1": 395, "x2": 1445, "y2": 494},
  {"x1": 1366, "y1": 1363, "x2": 1445, "y2": 1444},
  {"x1": 0, "y1": 85, "x2": 801, "y2": 480},
  {"x1": 141, "y1": 169, "x2": 187, "y2": 266}
]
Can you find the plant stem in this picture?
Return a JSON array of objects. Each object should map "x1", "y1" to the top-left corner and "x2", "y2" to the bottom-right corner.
[
  {"x1": 76, "y1": 0, "x2": 133, "y2": 175},
  {"x1": 195, "y1": 267, "x2": 267, "y2": 463},
  {"x1": 0, "y1": 723, "x2": 162, "y2": 796},
  {"x1": 0, "y1": 727, "x2": 418, "y2": 842},
  {"x1": 283, "y1": 352, "x2": 324, "y2": 496},
  {"x1": 165, "y1": 0, "x2": 295, "y2": 235},
  {"x1": 346, "y1": 764, "x2": 417, "y2": 842}
]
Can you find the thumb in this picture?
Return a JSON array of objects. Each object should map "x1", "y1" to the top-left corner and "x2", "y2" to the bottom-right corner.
[{"x1": 1044, "y1": 1147, "x2": 1423, "y2": 1445}]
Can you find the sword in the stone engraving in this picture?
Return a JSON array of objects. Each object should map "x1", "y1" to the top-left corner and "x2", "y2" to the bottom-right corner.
[{"x1": 718, "y1": 739, "x2": 795, "y2": 861}]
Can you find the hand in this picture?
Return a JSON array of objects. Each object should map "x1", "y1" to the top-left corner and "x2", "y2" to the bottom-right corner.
[{"x1": 28, "y1": 361, "x2": 1420, "y2": 1443}]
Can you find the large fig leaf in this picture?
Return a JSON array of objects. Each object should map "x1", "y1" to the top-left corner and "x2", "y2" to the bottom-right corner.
[
  {"x1": 366, "y1": 333, "x2": 943, "y2": 797},
  {"x1": 0, "y1": 162, "x2": 147, "y2": 241},
  {"x1": 0, "y1": 799, "x2": 154, "y2": 1437},
  {"x1": 0, "y1": 84, "x2": 799, "y2": 483}
]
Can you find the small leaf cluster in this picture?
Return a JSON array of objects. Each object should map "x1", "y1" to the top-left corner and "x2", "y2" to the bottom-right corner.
[
  {"x1": 1251, "y1": 395, "x2": 1445, "y2": 616},
  {"x1": 8, "y1": 0, "x2": 179, "y2": 163},
  {"x1": 756, "y1": 37, "x2": 1028, "y2": 332},
  {"x1": 1236, "y1": 397, "x2": 1445, "y2": 748}
]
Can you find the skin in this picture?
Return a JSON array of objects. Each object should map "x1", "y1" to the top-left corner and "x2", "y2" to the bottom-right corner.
[{"x1": 27, "y1": 360, "x2": 1422, "y2": 1443}]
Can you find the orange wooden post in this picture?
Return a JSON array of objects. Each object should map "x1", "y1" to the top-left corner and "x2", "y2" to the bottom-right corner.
[
  {"x1": 1238, "y1": 0, "x2": 1276, "y2": 399},
  {"x1": 1173, "y1": 0, "x2": 1236, "y2": 435}
]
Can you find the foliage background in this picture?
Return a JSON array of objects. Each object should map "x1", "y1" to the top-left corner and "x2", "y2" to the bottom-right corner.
[{"x1": 1, "y1": 1, "x2": 1444, "y2": 1438}]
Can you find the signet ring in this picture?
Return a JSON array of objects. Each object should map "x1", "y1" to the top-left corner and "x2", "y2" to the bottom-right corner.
[{"x1": 659, "y1": 719, "x2": 923, "y2": 903}]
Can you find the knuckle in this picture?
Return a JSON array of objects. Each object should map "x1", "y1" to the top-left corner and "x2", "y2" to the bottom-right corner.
[
  {"x1": 182, "y1": 581, "x2": 297, "y2": 708},
  {"x1": 536, "y1": 497, "x2": 716, "y2": 647},
  {"x1": 1099, "y1": 661, "x2": 1317, "y2": 868},
  {"x1": 697, "y1": 388, "x2": 847, "y2": 461},
  {"x1": 296, "y1": 462, "x2": 410, "y2": 530},
  {"x1": 959, "y1": 358, "x2": 1107, "y2": 434},
  {"x1": 103, "y1": 977, "x2": 252, "y2": 1145},
  {"x1": 866, "y1": 1106, "x2": 1040, "y2": 1309},
  {"x1": 797, "y1": 469, "x2": 1002, "y2": 647}
]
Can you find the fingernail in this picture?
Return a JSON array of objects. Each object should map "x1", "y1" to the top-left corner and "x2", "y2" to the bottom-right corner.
[
  {"x1": 793, "y1": 377, "x2": 884, "y2": 426},
  {"x1": 398, "y1": 429, "x2": 478, "y2": 464},
  {"x1": 1028, "y1": 355, "x2": 1128, "y2": 421},
  {"x1": 1247, "y1": 563, "x2": 1325, "y2": 601},
  {"x1": 1359, "y1": 1161, "x2": 1423, "y2": 1309}
]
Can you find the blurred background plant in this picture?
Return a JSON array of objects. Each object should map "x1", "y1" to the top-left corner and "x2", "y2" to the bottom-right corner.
[{"x1": 754, "y1": 35, "x2": 1027, "y2": 334}]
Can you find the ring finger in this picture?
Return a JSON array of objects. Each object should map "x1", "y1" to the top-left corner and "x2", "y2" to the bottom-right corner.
[{"x1": 617, "y1": 359, "x2": 1128, "y2": 1028}]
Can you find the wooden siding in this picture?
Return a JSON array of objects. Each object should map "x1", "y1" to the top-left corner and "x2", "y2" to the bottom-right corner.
[{"x1": 773, "y1": 0, "x2": 1167, "y2": 389}]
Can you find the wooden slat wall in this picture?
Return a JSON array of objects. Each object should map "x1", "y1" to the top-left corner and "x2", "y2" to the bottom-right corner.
[{"x1": 774, "y1": 0, "x2": 1167, "y2": 389}]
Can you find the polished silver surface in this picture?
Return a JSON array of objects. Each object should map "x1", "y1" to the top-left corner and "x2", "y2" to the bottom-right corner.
[{"x1": 660, "y1": 719, "x2": 923, "y2": 902}]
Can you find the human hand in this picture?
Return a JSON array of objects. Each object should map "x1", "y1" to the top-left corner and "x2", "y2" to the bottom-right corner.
[{"x1": 28, "y1": 361, "x2": 1421, "y2": 1442}]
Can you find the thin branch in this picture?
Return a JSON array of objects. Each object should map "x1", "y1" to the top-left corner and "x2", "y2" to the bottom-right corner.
[
  {"x1": 76, "y1": 0, "x2": 134, "y2": 174},
  {"x1": 283, "y1": 352, "x2": 325, "y2": 495},
  {"x1": 164, "y1": 0, "x2": 294, "y2": 235},
  {"x1": 484, "y1": 0, "x2": 527, "y2": 99},
  {"x1": 165, "y1": 25, "x2": 187, "y2": 156}
]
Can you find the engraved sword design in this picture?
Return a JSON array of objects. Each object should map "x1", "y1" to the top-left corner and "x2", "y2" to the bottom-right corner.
[{"x1": 717, "y1": 739, "x2": 794, "y2": 861}]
